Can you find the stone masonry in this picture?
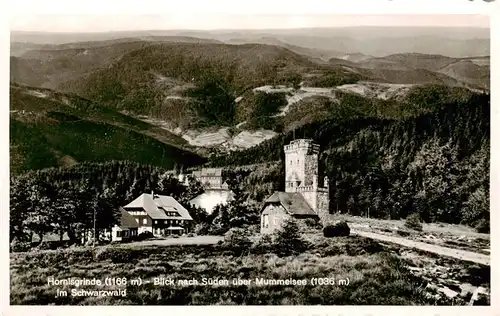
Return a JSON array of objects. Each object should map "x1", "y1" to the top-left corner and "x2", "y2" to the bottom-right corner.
[
  {"x1": 261, "y1": 204, "x2": 292, "y2": 234},
  {"x1": 284, "y1": 139, "x2": 330, "y2": 221}
]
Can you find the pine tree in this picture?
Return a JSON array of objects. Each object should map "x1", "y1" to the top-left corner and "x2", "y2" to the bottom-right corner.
[{"x1": 272, "y1": 219, "x2": 308, "y2": 256}]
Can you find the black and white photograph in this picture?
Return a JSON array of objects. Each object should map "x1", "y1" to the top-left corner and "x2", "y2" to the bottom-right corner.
[{"x1": 4, "y1": 6, "x2": 493, "y2": 308}]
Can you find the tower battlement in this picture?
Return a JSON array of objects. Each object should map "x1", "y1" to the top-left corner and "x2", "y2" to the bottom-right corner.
[
  {"x1": 284, "y1": 139, "x2": 320, "y2": 154},
  {"x1": 296, "y1": 186, "x2": 328, "y2": 193}
]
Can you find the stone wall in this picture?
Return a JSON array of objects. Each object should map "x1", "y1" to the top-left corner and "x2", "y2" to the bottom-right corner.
[
  {"x1": 285, "y1": 151, "x2": 304, "y2": 192},
  {"x1": 261, "y1": 204, "x2": 291, "y2": 234},
  {"x1": 316, "y1": 190, "x2": 330, "y2": 222},
  {"x1": 304, "y1": 155, "x2": 318, "y2": 186}
]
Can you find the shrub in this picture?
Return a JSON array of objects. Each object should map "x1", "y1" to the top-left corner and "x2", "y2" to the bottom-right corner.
[
  {"x1": 396, "y1": 228, "x2": 411, "y2": 237},
  {"x1": 250, "y1": 233, "x2": 274, "y2": 255},
  {"x1": 139, "y1": 231, "x2": 154, "y2": 240},
  {"x1": 304, "y1": 217, "x2": 322, "y2": 229},
  {"x1": 223, "y1": 227, "x2": 253, "y2": 255},
  {"x1": 405, "y1": 213, "x2": 423, "y2": 231},
  {"x1": 475, "y1": 219, "x2": 490, "y2": 233},
  {"x1": 323, "y1": 221, "x2": 350, "y2": 237},
  {"x1": 272, "y1": 219, "x2": 309, "y2": 256},
  {"x1": 34, "y1": 241, "x2": 54, "y2": 250},
  {"x1": 194, "y1": 223, "x2": 210, "y2": 235},
  {"x1": 10, "y1": 238, "x2": 32, "y2": 252},
  {"x1": 315, "y1": 237, "x2": 384, "y2": 257},
  {"x1": 94, "y1": 247, "x2": 147, "y2": 263}
]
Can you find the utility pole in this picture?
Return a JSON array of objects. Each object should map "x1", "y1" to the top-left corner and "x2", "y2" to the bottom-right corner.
[
  {"x1": 93, "y1": 201, "x2": 96, "y2": 247},
  {"x1": 93, "y1": 193, "x2": 98, "y2": 248}
]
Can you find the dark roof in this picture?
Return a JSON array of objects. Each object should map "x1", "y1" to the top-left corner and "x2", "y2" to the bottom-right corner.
[
  {"x1": 119, "y1": 207, "x2": 139, "y2": 228},
  {"x1": 263, "y1": 192, "x2": 317, "y2": 216}
]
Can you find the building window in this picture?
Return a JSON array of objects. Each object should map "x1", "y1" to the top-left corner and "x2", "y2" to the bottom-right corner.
[
  {"x1": 263, "y1": 215, "x2": 269, "y2": 228},
  {"x1": 273, "y1": 218, "x2": 279, "y2": 226},
  {"x1": 154, "y1": 220, "x2": 157, "y2": 224},
  {"x1": 135, "y1": 218, "x2": 139, "y2": 223},
  {"x1": 116, "y1": 231, "x2": 122, "y2": 237},
  {"x1": 143, "y1": 218, "x2": 147, "y2": 225},
  {"x1": 165, "y1": 220, "x2": 168, "y2": 224}
]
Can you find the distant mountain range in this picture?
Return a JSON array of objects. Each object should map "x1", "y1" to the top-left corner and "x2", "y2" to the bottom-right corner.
[{"x1": 11, "y1": 27, "x2": 489, "y2": 57}]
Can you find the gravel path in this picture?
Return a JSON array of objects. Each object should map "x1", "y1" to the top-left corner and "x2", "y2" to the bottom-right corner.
[{"x1": 353, "y1": 230, "x2": 490, "y2": 266}]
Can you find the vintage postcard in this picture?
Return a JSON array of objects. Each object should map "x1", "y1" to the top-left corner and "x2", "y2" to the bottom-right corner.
[{"x1": 2, "y1": 0, "x2": 497, "y2": 314}]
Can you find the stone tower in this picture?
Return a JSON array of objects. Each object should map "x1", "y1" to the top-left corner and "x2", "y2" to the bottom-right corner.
[
  {"x1": 284, "y1": 139, "x2": 330, "y2": 220},
  {"x1": 284, "y1": 139, "x2": 320, "y2": 192}
]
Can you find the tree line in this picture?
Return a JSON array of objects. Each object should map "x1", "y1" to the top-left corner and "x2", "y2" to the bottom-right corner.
[
  {"x1": 9, "y1": 160, "x2": 269, "y2": 247},
  {"x1": 10, "y1": 161, "x2": 208, "y2": 244}
]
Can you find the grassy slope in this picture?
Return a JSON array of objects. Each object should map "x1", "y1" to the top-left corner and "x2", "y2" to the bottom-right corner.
[
  {"x1": 9, "y1": 237, "x2": 453, "y2": 305},
  {"x1": 10, "y1": 84, "x2": 205, "y2": 174}
]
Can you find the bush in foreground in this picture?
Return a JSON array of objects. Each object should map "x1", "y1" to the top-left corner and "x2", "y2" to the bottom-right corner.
[
  {"x1": 475, "y1": 219, "x2": 490, "y2": 234},
  {"x1": 272, "y1": 219, "x2": 309, "y2": 256},
  {"x1": 323, "y1": 220, "x2": 350, "y2": 237},
  {"x1": 10, "y1": 238, "x2": 31, "y2": 253},
  {"x1": 223, "y1": 227, "x2": 253, "y2": 255},
  {"x1": 250, "y1": 233, "x2": 274, "y2": 255},
  {"x1": 405, "y1": 213, "x2": 423, "y2": 231}
]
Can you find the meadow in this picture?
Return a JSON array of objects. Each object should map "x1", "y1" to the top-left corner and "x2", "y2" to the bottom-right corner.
[{"x1": 10, "y1": 235, "x2": 455, "y2": 305}]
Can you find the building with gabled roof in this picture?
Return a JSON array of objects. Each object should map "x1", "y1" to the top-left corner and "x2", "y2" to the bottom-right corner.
[
  {"x1": 111, "y1": 207, "x2": 140, "y2": 242},
  {"x1": 261, "y1": 139, "x2": 330, "y2": 234},
  {"x1": 112, "y1": 192, "x2": 193, "y2": 241}
]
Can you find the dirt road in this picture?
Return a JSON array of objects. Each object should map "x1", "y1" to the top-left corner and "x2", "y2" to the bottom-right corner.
[{"x1": 353, "y1": 230, "x2": 490, "y2": 266}]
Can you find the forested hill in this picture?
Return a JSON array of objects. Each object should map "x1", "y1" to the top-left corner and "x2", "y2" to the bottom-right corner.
[
  {"x1": 211, "y1": 93, "x2": 490, "y2": 227},
  {"x1": 10, "y1": 84, "x2": 205, "y2": 175}
]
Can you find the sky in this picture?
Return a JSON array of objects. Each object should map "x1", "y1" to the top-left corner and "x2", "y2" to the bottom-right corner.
[{"x1": 9, "y1": 14, "x2": 490, "y2": 33}]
